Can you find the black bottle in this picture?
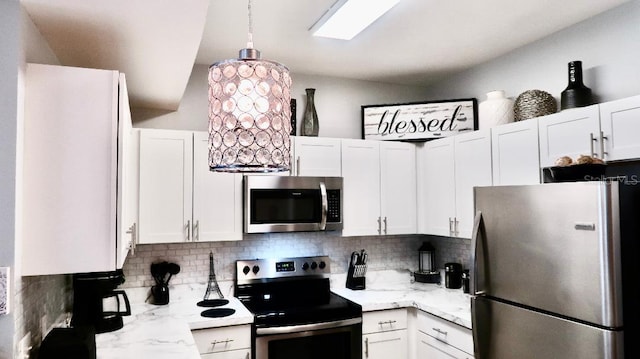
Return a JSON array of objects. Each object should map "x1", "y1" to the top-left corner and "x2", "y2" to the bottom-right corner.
[{"x1": 561, "y1": 61, "x2": 593, "y2": 110}]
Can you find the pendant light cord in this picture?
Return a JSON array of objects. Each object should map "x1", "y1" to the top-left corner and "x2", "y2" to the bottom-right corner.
[{"x1": 247, "y1": 0, "x2": 254, "y2": 49}]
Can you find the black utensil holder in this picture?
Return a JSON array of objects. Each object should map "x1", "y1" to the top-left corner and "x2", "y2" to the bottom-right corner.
[{"x1": 346, "y1": 264, "x2": 367, "y2": 290}]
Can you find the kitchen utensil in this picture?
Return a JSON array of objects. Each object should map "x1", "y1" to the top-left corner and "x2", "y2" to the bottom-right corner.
[
  {"x1": 165, "y1": 263, "x2": 181, "y2": 284},
  {"x1": 346, "y1": 249, "x2": 367, "y2": 290}
]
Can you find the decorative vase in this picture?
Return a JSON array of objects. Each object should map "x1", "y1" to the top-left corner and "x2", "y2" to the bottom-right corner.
[
  {"x1": 514, "y1": 90, "x2": 557, "y2": 121},
  {"x1": 478, "y1": 90, "x2": 515, "y2": 129},
  {"x1": 561, "y1": 60, "x2": 593, "y2": 110},
  {"x1": 302, "y1": 88, "x2": 319, "y2": 136}
]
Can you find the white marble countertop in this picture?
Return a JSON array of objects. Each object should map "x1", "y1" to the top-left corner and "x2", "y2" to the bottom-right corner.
[
  {"x1": 95, "y1": 282, "x2": 253, "y2": 359},
  {"x1": 95, "y1": 271, "x2": 471, "y2": 358},
  {"x1": 331, "y1": 270, "x2": 472, "y2": 329}
]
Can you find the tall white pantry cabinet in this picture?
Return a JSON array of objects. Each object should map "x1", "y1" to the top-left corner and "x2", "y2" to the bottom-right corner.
[{"x1": 22, "y1": 64, "x2": 134, "y2": 275}]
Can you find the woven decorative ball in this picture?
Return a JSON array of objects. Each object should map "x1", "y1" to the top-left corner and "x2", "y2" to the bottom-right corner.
[{"x1": 514, "y1": 90, "x2": 557, "y2": 121}]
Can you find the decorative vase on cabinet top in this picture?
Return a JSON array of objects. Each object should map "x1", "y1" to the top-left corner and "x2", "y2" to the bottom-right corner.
[
  {"x1": 302, "y1": 88, "x2": 319, "y2": 136},
  {"x1": 561, "y1": 60, "x2": 593, "y2": 110},
  {"x1": 479, "y1": 90, "x2": 514, "y2": 129}
]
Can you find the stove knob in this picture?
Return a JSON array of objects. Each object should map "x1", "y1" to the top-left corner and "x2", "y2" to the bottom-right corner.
[
  {"x1": 302, "y1": 262, "x2": 310, "y2": 271},
  {"x1": 252, "y1": 265, "x2": 260, "y2": 274},
  {"x1": 311, "y1": 262, "x2": 318, "y2": 270},
  {"x1": 319, "y1": 261, "x2": 326, "y2": 269},
  {"x1": 242, "y1": 266, "x2": 251, "y2": 275}
]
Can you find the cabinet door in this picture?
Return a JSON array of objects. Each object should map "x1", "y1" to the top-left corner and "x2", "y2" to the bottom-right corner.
[
  {"x1": 380, "y1": 141, "x2": 417, "y2": 235},
  {"x1": 421, "y1": 137, "x2": 456, "y2": 237},
  {"x1": 454, "y1": 129, "x2": 493, "y2": 238},
  {"x1": 417, "y1": 331, "x2": 474, "y2": 359},
  {"x1": 538, "y1": 105, "x2": 601, "y2": 167},
  {"x1": 22, "y1": 64, "x2": 119, "y2": 275},
  {"x1": 292, "y1": 136, "x2": 342, "y2": 176},
  {"x1": 139, "y1": 129, "x2": 193, "y2": 243},
  {"x1": 599, "y1": 95, "x2": 640, "y2": 161},
  {"x1": 363, "y1": 330, "x2": 408, "y2": 359},
  {"x1": 193, "y1": 132, "x2": 242, "y2": 242},
  {"x1": 116, "y1": 74, "x2": 138, "y2": 268},
  {"x1": 341, "y1": 139, "x2": 381, "y2": 236},
  {"x1": 491, "y1": 119, "x2": 541, "y2": 186}
]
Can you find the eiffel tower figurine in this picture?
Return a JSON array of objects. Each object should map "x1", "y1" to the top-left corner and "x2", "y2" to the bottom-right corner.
[{"x1": 203, "y1": 251, "x2": 223, "y2": 300}]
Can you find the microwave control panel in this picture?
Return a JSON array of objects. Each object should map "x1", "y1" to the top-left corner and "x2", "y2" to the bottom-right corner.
[{"x1": 327, "y1": 190, "x2": 341, "y2": 222}]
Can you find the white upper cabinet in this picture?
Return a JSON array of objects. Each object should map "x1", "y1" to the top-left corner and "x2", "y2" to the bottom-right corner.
[
  {"x1": 291, "y1": 136, "x2": 342, "y2": 176},
  {"x1": 22, "y1": 64, "x2": 129, "y2": 275},
  {"x1": 192, "y1": 132, "x2": 242, "y2": 242},
  {"x1": 341, "y1": 139, "x2": 416, "y2": 236},
  {"x1": 418, "y1": 130, "x2": 492, "y2": 239},
  {"x1": 418, "y1": 137, "x2": 456, "y2": 237},
  {"x1": 380, "y1": 141, "x2": 417, "y2": 235},
  {"x1": 341, "y1": 139, "x2": 382, "y2": 236},
  {"x1": 599, "y1": 95, "x2": 640, "y2": 161},
  {"x1": 454, "y1": 129, "x2": 493, "y2": 238},
  {"x1": 491, "y1": 119, "x2": 541, "y2": 186},
  {"x1": 138, "y1": 129, "x2": 242, "y2": 244},
  {"x1": 538, "y1": 105, "x2": 601, "y2": 167},
  {"x1": 116, "y1": 74, "x2": 138, "y2": 268}
]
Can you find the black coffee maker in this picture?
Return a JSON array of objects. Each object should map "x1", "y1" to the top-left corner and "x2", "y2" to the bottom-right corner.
[{"x1": 71, "y1": 270, "x2": 131, "y2": 333}]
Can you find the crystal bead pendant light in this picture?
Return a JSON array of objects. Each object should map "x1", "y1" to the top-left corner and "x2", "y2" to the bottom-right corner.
[{"x1": 208, "y1": 0, "x2": 292, "y2": 172}]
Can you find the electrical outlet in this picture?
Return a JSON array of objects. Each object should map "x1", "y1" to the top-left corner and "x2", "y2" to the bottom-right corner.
[{"x1": 17, "y1": 332, "x2": 31, "y2": 359}]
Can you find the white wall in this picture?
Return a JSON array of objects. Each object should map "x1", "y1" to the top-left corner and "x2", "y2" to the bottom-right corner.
[
  {"x1": 132, "y1": 64, "x2": 431, "y2": 139},
  {"x1": 0, "y1": 0, "x2": 20, "y2": 357},
  {"x1": 421, "y1": 1, "x2": 640, "y2": 105}
]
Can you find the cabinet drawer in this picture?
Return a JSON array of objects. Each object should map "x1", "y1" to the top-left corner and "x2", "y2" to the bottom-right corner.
[
  {"x1": 362, "y1": 309, "x2": 407, "y2": 334},
  {"x1": 201, "y1": 348, "x2": 250, "y2": 359},
  {"x1": 192, "y1": 325, "x2": 251, "y2": 354},
  {"x1": 418, "y1": 331, "x2": 474, "y2": 359},
  {"x1": 417, "y1": 311, "x2": 473, "y2": 355}
]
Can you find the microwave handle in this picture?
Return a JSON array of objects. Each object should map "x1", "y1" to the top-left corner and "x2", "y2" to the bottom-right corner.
[{"x1": 319, "y1": 181, "x2": 328, "y2": 230}]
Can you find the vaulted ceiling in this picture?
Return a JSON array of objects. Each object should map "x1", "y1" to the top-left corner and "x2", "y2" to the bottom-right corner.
[{"x1": 22, "y1": 0, "x2": 629, "y2": 111}]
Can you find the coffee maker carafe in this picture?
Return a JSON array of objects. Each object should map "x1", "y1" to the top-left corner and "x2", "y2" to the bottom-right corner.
[{"x1": 71, "y1": 270, "x2": 131, "y2": 333}]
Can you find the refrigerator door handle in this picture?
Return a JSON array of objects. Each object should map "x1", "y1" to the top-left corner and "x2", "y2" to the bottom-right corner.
[
  {"x1": 471, "y1": 298, "x2": 481, "y2": 359},
  {"x1": 470, "y1": 210, "x2": 485, "y2": 296}
]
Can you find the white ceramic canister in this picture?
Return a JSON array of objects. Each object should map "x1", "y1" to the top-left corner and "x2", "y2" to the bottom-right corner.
[{"x1": 479, "y1": 90, "x2": 515, "y2": 129}]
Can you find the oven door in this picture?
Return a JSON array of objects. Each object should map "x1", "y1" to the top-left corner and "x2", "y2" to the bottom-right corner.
[{"x1": 255, "y1": 318, "x2": 362, "y2": 359}]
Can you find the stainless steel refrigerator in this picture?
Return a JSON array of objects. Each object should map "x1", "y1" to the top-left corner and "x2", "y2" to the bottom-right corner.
[{"x1": 471, "y1": 181, "x2": 639, "y2": 359}]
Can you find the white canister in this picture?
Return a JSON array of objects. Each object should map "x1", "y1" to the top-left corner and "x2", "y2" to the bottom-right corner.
[{"x1": 479, "y1": 90, "x2": 515, "y2": 129}]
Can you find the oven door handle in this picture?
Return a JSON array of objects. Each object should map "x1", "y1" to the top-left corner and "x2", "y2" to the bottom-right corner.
[
  {"x1": 319, "y1": 181, "x2": 328, "y2": 231},
  {"x1": 255, "y1": 317, "x2": 361, "y2": 336}
]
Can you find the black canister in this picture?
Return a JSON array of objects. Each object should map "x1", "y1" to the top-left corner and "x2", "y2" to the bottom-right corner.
[
  {"x1": 462, "y1": 270, "x2": 470, "y2": 294},
  {"x1": 444, "y1": 263, "x2": 462, "y2": 289}
]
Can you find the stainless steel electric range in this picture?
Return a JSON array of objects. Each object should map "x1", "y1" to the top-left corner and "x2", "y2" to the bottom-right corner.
[{"x1": 235, "y1": 256, "x2": 362, "y2": 359}]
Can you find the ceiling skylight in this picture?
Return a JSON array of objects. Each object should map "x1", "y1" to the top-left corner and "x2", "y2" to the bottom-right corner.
[{"x1": 310, "y1": 0, "x2": 401, "y2": 40}]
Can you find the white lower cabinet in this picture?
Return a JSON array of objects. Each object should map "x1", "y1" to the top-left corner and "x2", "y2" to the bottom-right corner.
[
  {"x1": 416, "y1": 311, "x2": 474, "y2": 359},
  {"x1": 191, "y1": 325, "x2": 251, "y2": 359},
  {"x1": 362, "y1": 309, "x2": 408, "y2": 359}
]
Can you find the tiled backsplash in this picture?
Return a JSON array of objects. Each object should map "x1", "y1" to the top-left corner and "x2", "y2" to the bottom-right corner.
[
  {"x1": 121, "y1": 232, "x2": 472, "y2": 288},
  {"x1": 14, "y1": 274, "x2": 72, "y2": 356}
]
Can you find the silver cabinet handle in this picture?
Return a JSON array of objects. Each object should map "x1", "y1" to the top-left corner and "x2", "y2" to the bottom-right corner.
[
  {"x1": 296, "y1": 156, "x2": 301, "y2": 176},
  {"x1": 185, "y1": 220, "x2": 191, "y2": 242},
  {"x1": 454, "y1": 217, "x2": 459, "y2": 237},
  {"x1": 193, "y1": 220, "x2": 199, "y2": 242},
  {"x1": 600, "y1": 131, "x2": 608, "y2": 159},
  {"x1": 126, "y1": 223, "x2": 137, "y2": 256},
  {"x1": 377, "y1": 217, "x2": 382, "y2": 235},
  {"x1": 590, "y1": 132, "x2": 598, "y2": 157},
  {"x1": 432, "y1": 327, "x2": 448, "y2": 335},
  {"x1": 449, "y1": 217, "x2": 453, "y2": 236},
  {"x1": 211, "y1": 338, "x2": 234, "y2": 347},
  {"x1": 432, "y1": 327, "x2": 449, "y2": 343},
  {"x1": 364, "y1": 337, "x2": 369, "y2": 358},
  {"x1": 319, "y1": 182, "x2": 328, "y2": 230},
  {"x1": 378, "y1": 319, "x2": 397, "y2": 326},
  {"x1": 383, "y1": 216, "x2": 387, "y2": 235}
]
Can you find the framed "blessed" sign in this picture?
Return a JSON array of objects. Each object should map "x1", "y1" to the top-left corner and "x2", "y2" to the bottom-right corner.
[{"x1": 362, "y1": 98, "x2": 477, "y2": 141}]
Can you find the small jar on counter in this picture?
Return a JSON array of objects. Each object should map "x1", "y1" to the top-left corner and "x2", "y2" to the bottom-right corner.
[{"x1": 462, "y1": 270, "x2": 470, "y2": 294}]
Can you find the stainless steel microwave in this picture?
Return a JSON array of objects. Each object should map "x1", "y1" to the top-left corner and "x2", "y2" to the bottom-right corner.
[{"x1": 243, "y1": 176, "x2": 343, "y2": 233}]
